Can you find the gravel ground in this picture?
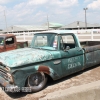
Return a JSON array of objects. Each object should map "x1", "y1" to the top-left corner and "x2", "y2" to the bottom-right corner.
[{"x1": 0, "y1": 65, "x2": 100, "y2": 100}]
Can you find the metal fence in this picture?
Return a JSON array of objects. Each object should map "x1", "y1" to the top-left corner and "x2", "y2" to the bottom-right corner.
[{"x1": 12, "y1": 29, "x2": 100, "y2": 43}]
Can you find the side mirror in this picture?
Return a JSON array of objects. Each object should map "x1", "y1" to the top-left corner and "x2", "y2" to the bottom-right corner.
[{"x1": 64, "y1": 46, "x2": 70, "y2": 51}]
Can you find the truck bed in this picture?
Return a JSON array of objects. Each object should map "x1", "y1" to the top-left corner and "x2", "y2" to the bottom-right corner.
[
  {"x1": 63, "y1": 41, "x2": 100, "y2": 51},
  {"x1": 80, "y1": 41, "x2": 100, "y2": 53},
  {"x1": 80, "y1": 41, "x2": 100, "y2": 47},
  {"x1": 17, "y1": 41, "x2": 28, "y2": 48}
]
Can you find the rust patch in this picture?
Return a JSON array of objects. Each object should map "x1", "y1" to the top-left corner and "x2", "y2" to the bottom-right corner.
[
  {"x1": 17, "y1": 41, "x2": 28, "y2": 48},
  {"x1": 2, "y1": 82, "x2": 8, "y2": 87},
  {"x1": 38, "y1": 65, "x2": 50, "y2": 74},
  {"x1": 0, "y1": 78, "x2": 8, "y2": 87},
  {"x1": 0, "y1": 34, "x2": 16, "y2": 38}
]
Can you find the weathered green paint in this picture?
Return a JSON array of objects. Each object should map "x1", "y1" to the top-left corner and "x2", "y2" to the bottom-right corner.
[{"x1": 0, "y1": 30, "x2": 100, "y2": 91}]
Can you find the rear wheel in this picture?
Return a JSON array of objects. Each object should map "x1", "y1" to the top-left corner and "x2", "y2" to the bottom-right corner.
[{"x1": 27, "y1": 72, "x2": 47, "y2": 92}]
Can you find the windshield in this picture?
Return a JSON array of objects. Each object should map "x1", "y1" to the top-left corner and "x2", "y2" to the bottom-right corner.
[
  {"x1": 30, "y1": 33, "x2": 58, "y2": 50},
  {"x1": 0, "y1": 38, "x2": 4, "y2": 45}
]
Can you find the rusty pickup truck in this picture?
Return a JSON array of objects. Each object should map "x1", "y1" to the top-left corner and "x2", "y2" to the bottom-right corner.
[
  {"x1": 0, "y1": 34, "x2": 28, "y2": 52},
  {"x1": 0, "y1": 30, "x2": 100, "y2": 92}
]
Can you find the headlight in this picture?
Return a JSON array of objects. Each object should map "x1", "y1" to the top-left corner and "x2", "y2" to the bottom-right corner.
[
  {"x1": 0, "y1": 62, "x2": 10, "y2": 71},
  {"x1": 7, "y1": 73, "x2": 14, "y2": 83},
  {"x1": 5, "y1": 67, "x2": 10, "y2": 71}
]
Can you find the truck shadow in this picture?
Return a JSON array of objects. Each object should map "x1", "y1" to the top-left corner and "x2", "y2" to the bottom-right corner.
[
  {"x1": 3, "y1": 64, "x2": 100, "y2": 99},
  {"x1": 6, "y1": 92, "x2": 27, "y2": 99}
]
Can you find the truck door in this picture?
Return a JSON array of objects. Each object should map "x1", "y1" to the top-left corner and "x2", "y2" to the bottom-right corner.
[
  {"x1": 0, "y1": 37, "x2": 5, "y2": 52},
  {"x1": 5, "y1": 36, "x2": 17, "y2": 51},
  {"x1": 59, "y1": 34, "x2": 84, "y2": 76}
]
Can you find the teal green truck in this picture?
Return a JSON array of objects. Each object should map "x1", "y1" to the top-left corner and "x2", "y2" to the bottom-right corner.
[{"x1": 0, "y1": 30, "x2": 100, "y2": 92}]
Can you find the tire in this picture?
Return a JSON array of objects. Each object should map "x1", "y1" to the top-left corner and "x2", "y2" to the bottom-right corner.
[{"x1": 27, "y1": 72, "x2": 47, "y2": 92}]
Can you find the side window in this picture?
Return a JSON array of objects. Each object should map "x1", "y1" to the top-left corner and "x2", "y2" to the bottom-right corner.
[
  {"x1": 60, "y1": 35, "x2": 75, "y2": 50},
  {"x1": 0, "y1": 38, "x2": 4, "y2": 45},
  {"x1": 5, "y1": 37, "x2": 14, "y2": 45},
  {"x1": 34, "y1": 36, "x2": 47, "y2": 47}
]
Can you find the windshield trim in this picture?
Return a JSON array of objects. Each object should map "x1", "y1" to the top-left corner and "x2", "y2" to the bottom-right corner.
[{"x1": 30, "y1": 33, "x2": 58, "y2": 51}]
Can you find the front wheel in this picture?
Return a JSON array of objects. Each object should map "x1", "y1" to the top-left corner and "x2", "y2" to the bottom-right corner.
[{"x1": 27, "y1": 72, "x2": 47, "y2": 92}]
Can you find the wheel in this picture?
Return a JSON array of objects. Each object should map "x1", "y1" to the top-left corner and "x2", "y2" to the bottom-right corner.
[{"x1": 27, "y1": 72, "x2": 47, "y2": 92}]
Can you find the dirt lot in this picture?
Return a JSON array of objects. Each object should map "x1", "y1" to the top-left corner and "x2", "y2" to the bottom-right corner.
[{"x1": 0, "y1": 65, "x2": 100, "y2": 100}]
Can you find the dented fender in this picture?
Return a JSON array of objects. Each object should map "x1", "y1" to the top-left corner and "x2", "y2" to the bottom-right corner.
[{"x1": 34, "y1": 65, "x2": 60, "y2": 80}]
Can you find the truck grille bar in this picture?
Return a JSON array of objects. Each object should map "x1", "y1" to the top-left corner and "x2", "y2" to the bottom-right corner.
[{"x1": 0, "y1": 68, "x2": 8, "y2": 80}]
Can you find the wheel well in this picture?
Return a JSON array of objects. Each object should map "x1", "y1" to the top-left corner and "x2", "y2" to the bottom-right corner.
[
  {"x1": 25, "y1": 72, "x2": 53, "y2": 87},
  {"x1": 44, "y1": 73, "x2": 53, "y2": 82},
  {"x1": 25, "y1": 76, "x2": 29, "y2": 87}
]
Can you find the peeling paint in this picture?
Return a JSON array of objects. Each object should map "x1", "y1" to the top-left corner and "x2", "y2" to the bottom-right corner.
[
  {"x1": 0, "y1": 48, "x2": 54, "y2": 68},
  {"x1": 38, "y1": 65, "x2": 50, "y2": 74}
]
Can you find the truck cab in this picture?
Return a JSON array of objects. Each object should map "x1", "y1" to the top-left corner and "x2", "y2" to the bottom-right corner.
[
  {"x1": 31, "y1": 31, "x2": 84, "y2": 76},
  {"x1": 0, "y1": 34, "x2": 28, "y2": 52}
]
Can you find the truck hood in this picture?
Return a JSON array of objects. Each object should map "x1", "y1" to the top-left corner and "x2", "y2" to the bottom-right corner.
[{"x1": 0, "y1": 48, "x2": 60, "y2": 68}]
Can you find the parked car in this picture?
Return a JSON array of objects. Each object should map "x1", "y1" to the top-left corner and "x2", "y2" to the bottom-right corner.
[
  {"x1": 0, "y1": 30, "x2": 100, "y2": 92},
  {"x1": 0, "y1": 34, "x2": 28, "y2": 52}
]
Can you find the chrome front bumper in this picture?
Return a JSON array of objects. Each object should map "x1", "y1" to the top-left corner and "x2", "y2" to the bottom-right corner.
[{"x1": 0, "y1": 76, "x2": 19, "y2": 92}]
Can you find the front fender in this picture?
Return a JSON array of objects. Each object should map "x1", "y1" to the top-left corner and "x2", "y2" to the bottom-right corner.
[
  {"x1": 35, "y1": 65, "x2": 60, "y2": 80},
  {"x1": 12, "y1": 64, "x2": 60, "y2": 88},
  {"x1": 12, "y1": 70, "x2": 28, "y2": 88}
]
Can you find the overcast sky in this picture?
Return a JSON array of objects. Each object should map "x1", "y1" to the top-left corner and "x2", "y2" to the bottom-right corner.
[{"x1": 0, "y1": 0, "x2": 99, "y2": 29}]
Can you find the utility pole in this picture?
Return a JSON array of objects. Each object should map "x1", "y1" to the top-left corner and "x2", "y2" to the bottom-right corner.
[
  {"x1": 47, "y1": 14, "x2": 49, "y2": 30},
  {"x1": 83, "y1": 8, "x2": 88, "y2": 29},
  {"x1": 4, "y1": 10, "x2": 8, "y2": 33}
]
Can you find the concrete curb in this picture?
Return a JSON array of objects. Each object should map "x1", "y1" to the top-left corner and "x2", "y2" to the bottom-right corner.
[{"x1": 39, "y1": 80, "x2": 100, "y2": 100}]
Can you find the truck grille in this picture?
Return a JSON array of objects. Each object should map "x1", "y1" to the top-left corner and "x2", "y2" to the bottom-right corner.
[{"x1": 0, "y1": 68, "x2": 9, "y2": 80}]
